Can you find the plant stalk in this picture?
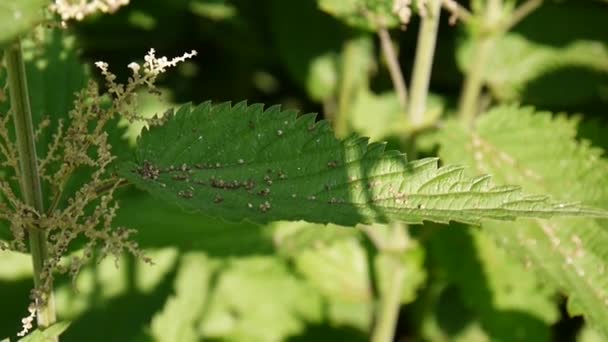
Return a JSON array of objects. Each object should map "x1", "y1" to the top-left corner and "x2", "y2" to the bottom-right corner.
[
  {"x1": 457, "y1": 0, "x2": 503, "y2": 125},
  {"x1": 5, "y1": 40, "x2": 57, "y2": 331},
  {"x1": 502, "y1": 0, "x2": 543, "y2": 32},
  {"x1": 371, "y1": 254, "x2": 406, "y2": 342},
  {"x1": 408, "y1": 0, "x2": 442, "y2": 127},
  {"x1": 378, "y1": 27, "x2": 408, "y2": 110}
]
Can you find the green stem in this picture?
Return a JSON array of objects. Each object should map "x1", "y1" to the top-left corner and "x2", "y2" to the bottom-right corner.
[
  {"x1": 366, "y1": 222, "x2": 410, "y2": 342},
  {"x1": 6, "y1": 40, "x2": 57, "y2": 331},
  {"x1": 457, "y1": 0, "x2": 503, "y2": 125},
  {"x1": 378, "y1": 27, "x2": 408, "y2": 111},
  {"x1": 371, "y1": 253, "x2": 406, "y2": 342},
  {"x1": 335, "y1": 37, "x2": 370, "y2": 137},
  {"x1": 408, "y1": 0, "x2": 442, "y2": 127},
  {"x1": 502, "y1": 0, "x2": 543, "y2": 32}
]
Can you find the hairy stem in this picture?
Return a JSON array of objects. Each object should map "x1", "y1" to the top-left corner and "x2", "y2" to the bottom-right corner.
[
  {"x1": 335, "y1": 37, "x2": 369, "y2": 137},
  {"x1": 372, "y1": 264, "x2": 405, "y2": 342},
  {"x1": 502, "y1": 0, "x2": 543, "y2": 32},
  {"x1": 5, "y1": 40, "x2": 57, "y2": 332},
  {"x1": 408, "y1": 0, "x2": 442, "y2": 126},
  {"x1": 457, "y1": 0, "x2": 503, "y2": 125},
  {"x1": 442, "y1": 0, "x2": 473, "y2": 23},
  {"x1": 378, "y1": 28, "x2": 408, "y2": 110},
  {"x1": 364, "y1": 222, "x2": 410, "y2": 342}
]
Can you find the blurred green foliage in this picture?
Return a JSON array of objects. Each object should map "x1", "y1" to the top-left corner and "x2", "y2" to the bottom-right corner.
[{"x1": 1, "y1": 0, "x2": 608, "y2": 341}]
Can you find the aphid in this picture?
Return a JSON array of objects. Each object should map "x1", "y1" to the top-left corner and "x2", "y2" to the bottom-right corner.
[
  {"x1": 178, "y1": 190, "x2": 193, "y2": 199},
  {"x1": 259, "y1": 201, "x2": 271, "y2": 212},
  {"x1": 214, "y1": 195, "x2": 224, "y2": 203},
  {"x1": 327, "y1": 160, "x2": 338, "y2": 169},
  {"x1": 172, "y1": 174, "x2": 189, "y2": 181},
  {"x1": 244, "y1": 180, "x2": 256, "y2": 190},
  {"x1": 211, "y1": 179, "x2": 226, "y2": 188}
]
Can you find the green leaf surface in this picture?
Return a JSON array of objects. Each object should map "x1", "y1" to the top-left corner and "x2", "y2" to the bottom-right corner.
[
  {"x1": 287, "y1": 230, "x2": 373, "y2": 328},
  {"x1": 199, "y1": 256, "x2": 324, "y2": 341},
  {"x1": 349, "y1": 88, "x2": 444, "y2": 140},
  {"x1": 317, "y1": 0, "x2": 401, "y2": 31},
  {"x1": 0, "y1": 0, "x2": 45, "y2": 46},
  {"x1": 113, "y1": 189, "x2": 274, "y2": 255},
  {"x1": 18, "y1": 322, "x2": 70, "y2": 342},
  {"x1": 120, "y1": 101, "x2": 606, "y2": 227},
  {"x1": 268, "y1": 0, "x2": 347, "y2": 102},
  {"x1": 150, "y1": 253, "x2": 215, "y2": 342},
  {"x1": 457, "y1": 33, "x2": 608, "y2": 106},
  {"x1": 438, "y1": 105, "x2": 608, "y2": 337},
  {"x1": 429, "y1": 226, "x2": 558, "y2": 341}
]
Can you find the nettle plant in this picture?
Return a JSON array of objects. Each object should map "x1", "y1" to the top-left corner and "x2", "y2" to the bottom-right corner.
[{"x1": 1, "y1": 0, "x2": 608, "y2": 341}]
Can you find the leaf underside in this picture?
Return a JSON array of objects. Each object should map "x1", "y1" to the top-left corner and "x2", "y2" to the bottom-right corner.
[{"x1": 119, "y1": 102, "x2": 606, "y2": 226}]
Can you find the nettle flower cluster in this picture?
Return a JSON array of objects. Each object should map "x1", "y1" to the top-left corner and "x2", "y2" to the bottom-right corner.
[
  {"x1": 0, "y1": 48, "x2": 196, "y2": 335},
  {"x1": 392, "y1": 0, "x2": 466, "y2": 26},
  {"x1": 50, "y1": 0, "x2": 131, "y2": 21}
]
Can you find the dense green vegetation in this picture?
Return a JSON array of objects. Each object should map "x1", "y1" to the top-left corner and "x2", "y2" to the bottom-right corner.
[{"x1": 1, "y1": 1, "x2": 608, "y2": 341}]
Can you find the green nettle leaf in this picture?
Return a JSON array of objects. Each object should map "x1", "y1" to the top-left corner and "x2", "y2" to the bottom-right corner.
[
  {"x1": 119, "y1": 102, "x2": 606, "y2": 227},
  {"x1": 113, "y1": 190, "x2": 274, "y2": 255},
  {"x1": 457, "y1": 33, "x2": 608, "y2": 106},
  {"x1": 150, "y1": 253, "x2": 215, "y2": 342},
  {"x1": 429, "y1": 226, "x2": 558, "y2": 341},
  {"x1": 0, "y1": 0, "x2": 45, "y2": 46},
  {"x1": 18, "y1": 321, "x2": 70, "y2": 342},
  {"x1": 438, "y1": 106, "x2": 608, "y2": 337},
  {"x1": 199, "y1": 256, "x2": 323, "y2": 341},
  {"x1": 317, "y1": 0, "x2": 401, "y2": 31},
  {"x1": 268, "y1": 0, "x2": 346, "y2": 102}
]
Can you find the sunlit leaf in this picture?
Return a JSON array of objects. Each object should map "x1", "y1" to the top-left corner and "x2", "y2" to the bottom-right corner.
[
  {"x1": 18, "y1": 321, "x2": 70, "y2": 342},
  {"x1": 317, "y1": 0, "x2": 401, "y2": 31},
  {"x1": 457, "y1": 33, "x2": 608, "y2": 106},
  {"x1": 0, "y1": 0, "x2": 45, "y2": 46},
  {"x1": 120, "y1": 101, "x2": 606, "y2": 227},
  {"x1": 438, "y1": 105, "x2": 608, "y2": 337}
]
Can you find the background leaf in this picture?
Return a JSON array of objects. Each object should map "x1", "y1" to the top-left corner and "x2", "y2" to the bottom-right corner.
[
  {"x1": 0, "y1": 0, "x2": 45, "y2": 46},
  {"x1": 317, "y1": 0, "x2": 401, "y2": 31},
  {"x1": 428, "y1": 225, "x2": 558, "y2": 341},
  {"x1": 438, "y1": 106, "x2": 608, "y2": 337},
  {"x1": 18, "y1": 321, "x2": 70, "y2": 342},
  {"x1": 457, "y1": 33, "x2": 608, "y2": 107}
]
